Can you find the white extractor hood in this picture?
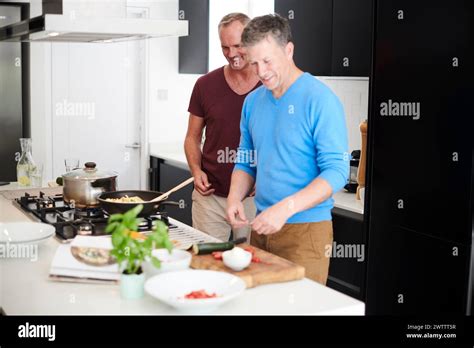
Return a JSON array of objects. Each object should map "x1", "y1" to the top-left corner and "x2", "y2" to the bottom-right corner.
[{"x1": 0, "y1": 0, "x2": 188, "y2": 43}]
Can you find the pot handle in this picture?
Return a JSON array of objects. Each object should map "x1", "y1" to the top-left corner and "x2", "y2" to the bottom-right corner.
[{"x1": 91, "y1": 186, "x2": 106, "y2": 198}]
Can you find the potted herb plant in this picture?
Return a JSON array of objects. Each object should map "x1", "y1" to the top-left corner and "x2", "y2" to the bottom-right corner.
[{"x1": 106, "y1": 204, "x2": 173, "y2": 299}]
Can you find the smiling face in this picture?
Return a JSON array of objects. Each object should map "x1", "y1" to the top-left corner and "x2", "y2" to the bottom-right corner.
[
  {"x1": 219, "y1": 20, "x2": 248, "y2": 70},
  {"x1": 245, "y1": 35, "x2": 294, "y2": 93}
]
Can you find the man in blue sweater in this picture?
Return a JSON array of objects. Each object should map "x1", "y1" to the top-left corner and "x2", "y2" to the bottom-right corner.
[{"x1": 226, "y1": 14, "x2": 349, "y2": 284}]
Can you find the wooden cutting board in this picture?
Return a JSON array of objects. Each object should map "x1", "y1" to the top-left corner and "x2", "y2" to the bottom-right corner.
[{"x1": 190, "y1": 244, "x2": 305, "y2": 288}]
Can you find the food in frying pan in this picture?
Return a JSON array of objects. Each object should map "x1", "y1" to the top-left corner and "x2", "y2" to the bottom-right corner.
[{"x1": 104, "y1": 195, "x2": 144, "y2": 203}]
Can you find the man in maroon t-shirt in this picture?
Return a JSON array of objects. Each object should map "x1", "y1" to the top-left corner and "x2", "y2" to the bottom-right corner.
[{"x1": 184, "y1": 13, "x2": 261, "y2": 241}]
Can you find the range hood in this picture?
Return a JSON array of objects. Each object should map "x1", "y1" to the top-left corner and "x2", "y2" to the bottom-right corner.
[{"x1": 0, "y1": 0, "x2": 188, "y2": 43}]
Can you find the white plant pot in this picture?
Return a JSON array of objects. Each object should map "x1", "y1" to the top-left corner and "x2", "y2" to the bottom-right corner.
[{"x1": 120, "y1": 272, "x2": 145, "y2": 300}]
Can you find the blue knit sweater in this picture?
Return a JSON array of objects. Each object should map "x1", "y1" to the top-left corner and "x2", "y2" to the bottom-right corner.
[{"x1": 234, "y1": 73, "x2": 349, "y2": 223}]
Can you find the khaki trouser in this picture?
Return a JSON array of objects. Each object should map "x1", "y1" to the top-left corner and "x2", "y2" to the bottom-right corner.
[
  {"x1": 251, "y1": 220, "x2": 333, "y2": 285},
  {"x1": 191, "y1": 189, "x2": 256, "y2": 242}
]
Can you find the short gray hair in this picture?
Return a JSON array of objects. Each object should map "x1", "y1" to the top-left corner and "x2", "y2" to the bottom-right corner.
[
  {"x1": 218, "y1": 13, "x2": 250, "y2": 30},
  {"x1": 241, "y1": 14, "x2": 292, "y2": 47}
]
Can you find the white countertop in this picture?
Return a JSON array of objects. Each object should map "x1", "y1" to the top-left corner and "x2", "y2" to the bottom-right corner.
[
  {"x1": 150, "y1": 142, "x2": 364, "y2": 215},
  {"x1": 332, "y1": 190, "x2": 364, "y2": 215},
  {"x1": 0, "y1": 186, "x2": 364, "y2": 315},
  {"x1": 150, "y1": 142, "x2": 188, "y2": 164},
  {"x1": 0, "y1": 182, "x2": 22, "y2": 191}
]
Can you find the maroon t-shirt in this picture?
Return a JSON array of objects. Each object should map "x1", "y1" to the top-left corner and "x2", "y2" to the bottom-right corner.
[{"x1": 188, "y1": 66, "x2": 261, "y2": 197}]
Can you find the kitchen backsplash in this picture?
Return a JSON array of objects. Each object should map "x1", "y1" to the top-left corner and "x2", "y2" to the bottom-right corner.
[
  {"x1": 148, "y1": 74, "x2": 370, "y2": 154},
  {"x1": 318, "y1": 78, "x2": 369, "y2": 153}
]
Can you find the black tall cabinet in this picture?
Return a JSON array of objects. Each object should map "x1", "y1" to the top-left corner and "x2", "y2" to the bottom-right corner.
[
  {"x1": 0, "y1": 2, "x2": 30, "y2": 182},
  {"x1": 275, "y1": 0, "x2": 333, "y2": 76},
  {"x1": 178, "y1": 0, "x2": 209, "y2": 74},
  {"x1": 275, "y1": 0, "x2": 373, "y2": 77},
  {"x1": 331, "y1": 0, "x2": 373, "y2": 76},
  {"x1": 365, "y1": 0, "x2": 474, "y2": 315}
]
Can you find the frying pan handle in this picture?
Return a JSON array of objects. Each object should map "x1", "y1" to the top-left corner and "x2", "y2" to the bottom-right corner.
[{"x1": 157, "y1": 200, "x2": 185, "y2": 208}]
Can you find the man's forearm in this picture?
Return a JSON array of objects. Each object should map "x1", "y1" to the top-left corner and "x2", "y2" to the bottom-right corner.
[
  {"x1": 184, "y1": 136, "x2": 202, "y2": 175},
  {"x1": 280, "y1": 177, "x2": 333, "y2": 217},
  {"x1": 228, "y1": 170, "x2": 255, "y2": 202}
]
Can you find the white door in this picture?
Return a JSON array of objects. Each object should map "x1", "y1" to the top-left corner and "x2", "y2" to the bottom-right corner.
[{"x1": 51, "y1": 8, "x2": 148, "y2": 190}]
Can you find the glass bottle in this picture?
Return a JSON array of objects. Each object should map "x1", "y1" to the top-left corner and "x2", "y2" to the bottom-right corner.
[{"x1": 17, "y1": 138, "x2": 36, "y2": 187}]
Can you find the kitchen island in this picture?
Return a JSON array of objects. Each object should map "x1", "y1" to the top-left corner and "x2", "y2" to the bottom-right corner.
[{"x1": 0, "y1": 185, "x2": 364, "y2": 315}]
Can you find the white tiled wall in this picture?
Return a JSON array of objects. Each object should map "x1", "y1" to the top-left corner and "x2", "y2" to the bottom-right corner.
[{"x1": 318, "y1": 78, "x2": 369, "y2": 152}]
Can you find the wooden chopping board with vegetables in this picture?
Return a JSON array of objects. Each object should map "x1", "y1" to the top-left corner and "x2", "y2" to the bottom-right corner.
[{"x1": 190, "y1": 243, "x2": 305, "y2": 288}]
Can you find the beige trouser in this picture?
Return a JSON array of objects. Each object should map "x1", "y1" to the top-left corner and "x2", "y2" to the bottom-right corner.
[
  {"x1": 191, "y1": 189, "x2": 256, "y2": 242},
  {"x1": 251, "y1": 220, "x2": 333, "y2": 285}
]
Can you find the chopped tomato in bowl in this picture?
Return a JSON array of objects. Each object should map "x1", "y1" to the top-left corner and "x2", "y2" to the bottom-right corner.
[
  {"x1": 184, "y1": 289, "x2": 218, "y2": 299},
  {"x1": 145, "y1": 270, "x2": 246, "y2": 313}
]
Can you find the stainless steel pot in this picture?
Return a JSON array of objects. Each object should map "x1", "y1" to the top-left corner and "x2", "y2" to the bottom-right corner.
[{"x1": 63, "y1": 162, "x2": 118, "y2": 208}]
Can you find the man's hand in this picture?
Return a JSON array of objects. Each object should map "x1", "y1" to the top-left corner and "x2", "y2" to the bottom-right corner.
[
  {"x1": 251, "y1": 199, "x2": 294, "y2": 235},
  {"x1": 226, "y1": 199, "x2": 249, "y2": 229},
  {"x1": 193, "y1": 170, "x2": 215, "y2": 196}
]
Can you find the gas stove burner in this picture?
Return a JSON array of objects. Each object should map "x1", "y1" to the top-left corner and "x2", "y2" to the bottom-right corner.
[
  {"x1": 35, "y1": 196, "x2": 56, "y2": 209},
  {"x1": 74, "y1": 207, "x2": 104, "y2": 218},
  {"x1": 61, "y1": 209, "x2": 76, "y2": 222},
  {"x1": 148, "y1": 212, "x2": 169, "y2": 225},
  {"x1": 138, "y1": 219, "x2": 150, "y2": 228},
  {"x1": 14, "y1": 192, "x2": 173, "y2": 242},
  {"x1": 77, "y1": 222, "x2": 94, "y2": 235}
]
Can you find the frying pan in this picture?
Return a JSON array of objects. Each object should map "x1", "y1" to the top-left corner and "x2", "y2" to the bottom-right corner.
[{"x1": 97, "y1": 190, "x2": 181, "y2": 216}]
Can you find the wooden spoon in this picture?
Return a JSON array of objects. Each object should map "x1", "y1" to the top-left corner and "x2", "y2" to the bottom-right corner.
[{"x1": 149, "y1": 177, "x2": 194, "y2": 203}]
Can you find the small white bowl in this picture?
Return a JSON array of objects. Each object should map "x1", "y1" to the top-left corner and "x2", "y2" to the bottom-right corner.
[
  {"x1": 222, "y1": 247, "x2": 252, "y2": 272},
  {"x1": 145, "y1": 270, "x2": 246, "y2": 313},
  {"x1": 142, "y1": 248, "x2": 192, "y2": 277}
]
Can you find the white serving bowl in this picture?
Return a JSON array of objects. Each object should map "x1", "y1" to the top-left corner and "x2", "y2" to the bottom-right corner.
[
  {"x1": 145, "y1": 270, "x2": 246, "y2": 313},
  {"x1": 142, "y1": 248, "x2": 192, "y2": 277},
  {"x1": 0, "y1": 222, "x2": 55, "y2": 244},
  {"x1": 222, "y1": 247, "x2": 252, "y2": 271}
]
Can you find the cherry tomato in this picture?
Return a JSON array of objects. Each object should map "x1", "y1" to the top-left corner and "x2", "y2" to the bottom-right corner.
[
  {"x1": 212, "y1": 251, "x2": 223, "y2": 260},
  {"x1": 244, "y1": 247, "x2": 255, "y2": 256},
  {"x1": 251, "y1": 256, "x2": 261, "y2": 263}
]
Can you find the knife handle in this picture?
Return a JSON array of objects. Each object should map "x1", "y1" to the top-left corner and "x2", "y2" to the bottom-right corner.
[{"x1": 230, "y1": 237, "x2": 247, "y2": 245}]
